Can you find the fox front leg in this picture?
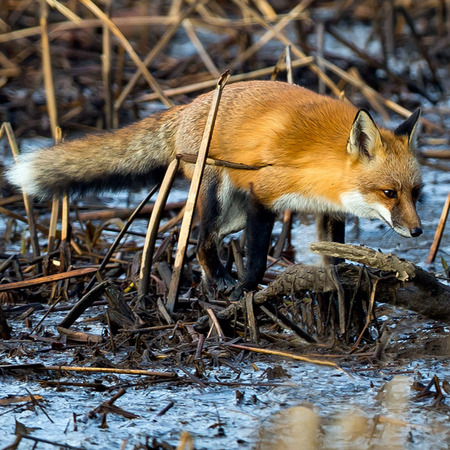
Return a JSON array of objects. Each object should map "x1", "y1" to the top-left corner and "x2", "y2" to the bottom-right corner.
[
  {"x1": 229, "y1": 193, "x2": 275, "y2": 301},
  {"x1": 316, "y1": 213, "x2": 346, "y2": 265}
]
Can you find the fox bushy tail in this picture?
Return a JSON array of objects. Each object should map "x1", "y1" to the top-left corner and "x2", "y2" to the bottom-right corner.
[{"x1": 6, "y1": 106, "x2": 184, "y2": 198}]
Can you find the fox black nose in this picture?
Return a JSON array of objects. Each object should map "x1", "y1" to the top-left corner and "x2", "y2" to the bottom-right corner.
[{"x1": 410, "y1": 227, "x2": 423, "y2": 237}]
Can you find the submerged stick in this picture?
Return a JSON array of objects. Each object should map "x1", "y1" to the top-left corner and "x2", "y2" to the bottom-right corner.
[{"x1": 166, "y1": 70, "x2": 230, "y2": 313}]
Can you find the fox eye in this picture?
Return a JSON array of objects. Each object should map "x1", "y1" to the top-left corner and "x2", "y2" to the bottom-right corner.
[
  {"x1": 383, "y1": 189, "x2": 397, "y2": 199},
  {"x1": 412, "y1": 187, "x2": 421, "y2": 202}
]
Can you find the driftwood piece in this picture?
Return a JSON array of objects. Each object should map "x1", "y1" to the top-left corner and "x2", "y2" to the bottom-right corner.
[{"x1": 217, "y1": 243, "x2": 450, "y2": 324}]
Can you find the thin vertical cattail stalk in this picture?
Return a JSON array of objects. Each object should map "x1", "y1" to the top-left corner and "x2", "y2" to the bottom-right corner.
[
  {"x1": 165, "y1": 71, "x2": 230, "y2": 314},
  {"x1": 102, "y1": 0, "x2": 113, "y2": 129}
]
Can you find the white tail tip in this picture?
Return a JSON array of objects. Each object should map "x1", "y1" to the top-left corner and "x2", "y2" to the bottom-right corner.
[{"x1": 6, "y1": 154, "x2": 40, "y2": 197}]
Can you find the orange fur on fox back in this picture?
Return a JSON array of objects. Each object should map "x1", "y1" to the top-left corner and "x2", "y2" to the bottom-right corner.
[{"x1": 176, "y1": 81, "x2": 360, "y2": 209}]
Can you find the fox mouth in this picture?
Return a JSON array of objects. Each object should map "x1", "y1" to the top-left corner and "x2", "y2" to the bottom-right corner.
[
  {"x1": 371, "y1": 210, "x2": 414, "y2": 238},
  {"x1": 392, "y1": 226, "x2": 414, "y2": 238}
]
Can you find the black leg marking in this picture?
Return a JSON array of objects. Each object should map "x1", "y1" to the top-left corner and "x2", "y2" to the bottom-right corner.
[
  {"x1": 316, "y1": 214, "x2": 346, "y2": 265},
  {"x1": 230, "y1": 192, "x2": 275, "y2": 300}
]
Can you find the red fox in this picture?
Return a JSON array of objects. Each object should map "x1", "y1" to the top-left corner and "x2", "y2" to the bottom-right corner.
[{"x1": 6, "y1": 81, "x2": 422, "y2": 298}]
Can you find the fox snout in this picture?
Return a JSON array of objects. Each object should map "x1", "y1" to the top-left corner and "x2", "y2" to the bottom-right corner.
[{"x1": 390, "y1": 202, "x2": 422, "y2": 238}]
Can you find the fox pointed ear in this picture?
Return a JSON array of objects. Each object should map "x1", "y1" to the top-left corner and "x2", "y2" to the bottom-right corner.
[
  {"x1": 394, "y1": 108, "x2": 421, "y2": 149},
  {"x1": 347, "y1": 109, "x2": 382, "y2": 161}
]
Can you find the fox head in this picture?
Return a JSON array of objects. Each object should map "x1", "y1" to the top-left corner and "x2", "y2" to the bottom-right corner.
[{"x1": 341, "y1": 108, "x2": 423, "y2": 238}]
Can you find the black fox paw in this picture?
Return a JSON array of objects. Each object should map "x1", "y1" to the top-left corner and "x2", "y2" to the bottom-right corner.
[
  {"x1": 200, "y1": 273, "x2": 237, "y2": 300},
  {"x1": 228, "y1": 283, "x2": 247, "y2": 302},
  {"x1": 215, "y1": 273, "x2": 237, "y2": 293}
]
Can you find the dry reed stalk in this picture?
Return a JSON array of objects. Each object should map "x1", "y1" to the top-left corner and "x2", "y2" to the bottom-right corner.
[
  {"x1": 102, "y1": 0, "x2": 113, "y2": 129},
  {"x1": 78, "y1": 0, "x2": 173, "y2": 107},
  {"x1": 47, "y1": 200, "x2": 60, "y2": 253},
  {"x1": 41, "y1": 1, "x2": 63, "y2": 259},
  {"x1": 325, "y1": 25, "x2": 423, "y2": 96},
  {"x1": 316, "y1": 20, "x2": 325, "y2": 94},
  {"x1": 165, "y1": 71, "x2": 230, "y2": 314},
  {"x1": 232, "y1": 0, "x2": 341, "y2": 96},
  {"x1": 270, "y1": 47, "x2": 287, "y2": 81},
  {"x1": 317, "y1": 56, "x2": 442, "y2": 130},
  {"x1": 61, "y1": 194, "x2": 70, "y2": 245},
  {"x1": 182, "y1": 18, "x2": 220, "y2": 78},
  {"x1": 0, "y1": 51, "x2": 20, "y2": 77},
  {"x1": 138, "y1": 56, "x2": 314, "y2": 102},
  {"x1": 206, "y1": 307, "x2": 225, "y2": 340},
  {"x1": 226, "y1": 343, "x2": 350, "y2": 375},
  {"x1": 285, "y1": 44, "x2": 293, "y2": 83},
  {"x1": 0, "y1": 267, "x2": 98, "y2": 292},
  {"x1": 273, "y1": 209, "x2": 293, "y2": 259},
  {"x1": 169, "y1": 0, "x2": 183, "y2": 17},
  {"x1": 253, "y1": 0, "x2": 277, "y2": 20},
  {"x1": 45, "y1": 0, "x2": 82, "y2": 23},
  {"x1": 177, "y1": 431, "x2": 194, "y2": 450},
  {"x1": 47, "y1": 127, "x2": 62, "y2": 254},
  {"x1": 348, "y1": 67, "x2": 389, "y2": 121},
  {"x1": 114, "y1": 0, "x2": 206, "y2": 111},
  {"x1": 420, "y1": 149, "x2": 450, "y2": 158},
  {"x1": 231, "y1": 240, "x2": 245, "y2": 278},
  {"x1": 138, "y1": 159, "x2": 180, "y2": 298},
  {"x1": 426, "y1": 192, "x2": 450, "y2": 264},
  {"x1": 39, "y1": 365, "x2": 177, "y2": 377},
  {"x1": 1, "y1": 123, "x2": 42, "y2": 272},
  {"x1": 0, "y1": 204, "x2": 49, "y2": 235},
  {"x1": 397, "y1": 6, "x2": 442, "y2": 91},
  {"x1": 229, "y1": 0, "x2": 312, "y2": 72},
  {"x1": 0, "y1": 16, "x2": 183, "y2": 45},
  {"x1": 40, "y1": 0, "x2": 58, "y2": 138},
  {"x1": 350, "y1": 278, "x2": 380, "y2": 352},
  {"x1": 0, "y1": 195, "x2": 23, "y2": 206},
  {"x1": 177, "y1": 152, "x2": 268, "y2": 170},
  {"x1": 245, "y1": 293, "x2": 259, "y2": 343},
  {"x1": 0, "y1": 395, "x2": 44, "y2": 406},
  {"x1": 157, "y1": 206, "x2": 186, "y2": 235}
]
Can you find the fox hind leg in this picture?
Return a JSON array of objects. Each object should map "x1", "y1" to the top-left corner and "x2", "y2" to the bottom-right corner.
[{"x1": 196, "y1": 181, "x2": 237, "y2": 295}]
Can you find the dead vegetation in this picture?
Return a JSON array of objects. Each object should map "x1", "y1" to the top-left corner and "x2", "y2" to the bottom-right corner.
[{"x1": 0, "y1": 1, "x2": 449, "y2": 447}]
